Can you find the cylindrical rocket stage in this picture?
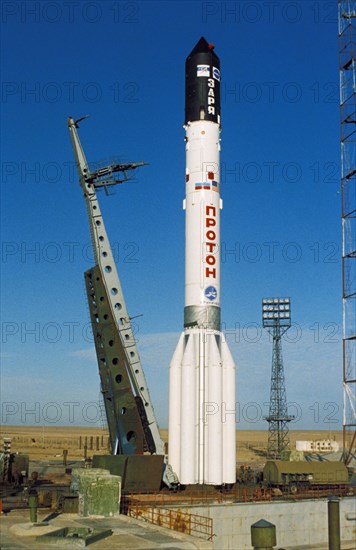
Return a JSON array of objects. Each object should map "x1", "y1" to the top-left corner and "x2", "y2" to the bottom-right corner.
[{"x1": 168, "y1": 37, "x2": 236, "y2": 485}]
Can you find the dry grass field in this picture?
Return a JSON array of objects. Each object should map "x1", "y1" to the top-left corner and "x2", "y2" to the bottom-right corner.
[{"x1": 0, "y1": 425, "x2": 343, "y2": 466}]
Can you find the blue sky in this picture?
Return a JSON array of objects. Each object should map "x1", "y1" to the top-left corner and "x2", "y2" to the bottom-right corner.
[{"x1": 1, "y1": 1, "x2": 343, "y2": 431}]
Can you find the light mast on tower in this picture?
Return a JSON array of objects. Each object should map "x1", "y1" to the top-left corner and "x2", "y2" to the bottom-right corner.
[{"x1": 262, "y1": 297, "x2": 294, "y2": 459}]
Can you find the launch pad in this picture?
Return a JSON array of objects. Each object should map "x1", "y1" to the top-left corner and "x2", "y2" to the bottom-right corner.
[
  {"x1": 1, "y1": 467, "x2": 354, "y2": 550},
  {"x1": 3, "y1": 21, "x2": 350, "y2": 550}
]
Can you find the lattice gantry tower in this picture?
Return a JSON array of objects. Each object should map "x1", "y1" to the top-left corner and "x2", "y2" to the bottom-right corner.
[{"x1": 338, "y1": 0, "x2": 356, "y2": 465}]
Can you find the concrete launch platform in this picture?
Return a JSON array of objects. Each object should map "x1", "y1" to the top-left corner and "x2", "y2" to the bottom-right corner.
[
  {"x1": 0, "y1": 510, "x2": 211, "y2": 549},
  {"x1": 1, "y1": 499, "x2": 355, "y2": 550}
]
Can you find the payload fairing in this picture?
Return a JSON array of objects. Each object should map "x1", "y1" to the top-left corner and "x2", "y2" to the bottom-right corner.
[{"x1": 168, "y1": 37, "x2": 236, "y2": 485}]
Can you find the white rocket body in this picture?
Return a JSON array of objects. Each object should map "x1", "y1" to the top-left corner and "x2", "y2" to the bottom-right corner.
[{"x1": 168, "y1": 38, "x2": 236, "y2": 485}]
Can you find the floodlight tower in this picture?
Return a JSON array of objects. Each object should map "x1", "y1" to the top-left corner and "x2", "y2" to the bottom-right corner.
[{"x1": 262, "y1": 297, "x2": 294, "y2": 459}]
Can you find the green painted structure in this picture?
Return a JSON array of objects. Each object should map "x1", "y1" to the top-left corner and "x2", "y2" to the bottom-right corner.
[
  {"x1": 92, "y1": 454, "x2": 164, "y2": 492},
  {"x1": 263, "y1": 460, "x2": 349, "y2": 487},
  {"x1": 74, "y1": 470, "x2": 121, "y2": 518}
]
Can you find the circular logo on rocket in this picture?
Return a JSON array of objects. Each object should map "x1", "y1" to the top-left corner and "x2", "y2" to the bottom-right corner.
[{"x1": 204, "y1": 286, "x2": 217, "y2": 301}]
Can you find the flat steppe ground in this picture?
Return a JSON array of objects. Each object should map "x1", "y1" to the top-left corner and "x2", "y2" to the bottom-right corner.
[{"x1": 0, "y1": 426, "x2": 343, "y2": 467}]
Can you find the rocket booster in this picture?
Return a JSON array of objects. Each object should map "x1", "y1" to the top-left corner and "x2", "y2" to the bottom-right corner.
[{"x1": 168, "y1": 38, "x2": 236, "y2": 486}]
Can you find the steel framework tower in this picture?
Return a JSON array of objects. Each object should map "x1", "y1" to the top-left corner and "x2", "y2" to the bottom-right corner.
[
  {"x1": 68, "y1": 116, "x2": 165, "y2": 457},
  {"x1": 262, "y1": 298, "x2": 294, "y2": 459},
  {"x1": 338, "y1": 1, "x2": 356, "y2": 466}
]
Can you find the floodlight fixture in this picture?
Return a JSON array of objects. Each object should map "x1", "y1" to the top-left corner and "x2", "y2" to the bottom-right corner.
[{"x1": 262, "y1": 297, "x2": 291, "y2": 331}]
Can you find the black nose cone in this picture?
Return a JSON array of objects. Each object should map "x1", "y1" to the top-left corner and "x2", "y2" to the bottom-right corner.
[
  {"x1": 188, "y1": 37, "x2": 213, "y2": 57},
  {"x1": 185, "y1": 38, "x2": 221, "y2": 126}
]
